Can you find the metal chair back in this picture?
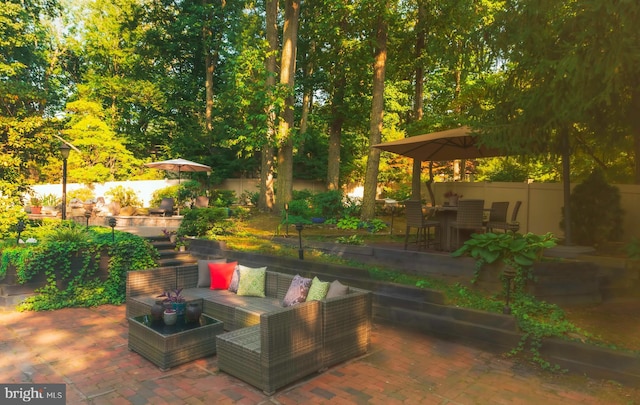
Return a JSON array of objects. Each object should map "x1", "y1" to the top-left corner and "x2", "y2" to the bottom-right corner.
[
  {"x1": 454, "y1": 199, "x2": 485, "y2": 228},
  {"x1": 404, "y1": 200, "x2": 426, "y2": 227},
  {"x1": 489, "y1": 201, "x2": 509, "y2": 223},
  {"x1": 511, "y1": 201, "x2": 522, "y2": 222}
]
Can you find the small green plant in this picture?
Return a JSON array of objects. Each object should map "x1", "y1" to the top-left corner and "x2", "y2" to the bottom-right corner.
[
  {"x1": 337, "y1": 215, "x2": 361, "y2": 230},
  {"x1": 452, "y1": 231, "x2": 557, "y2": 288},
  {"x1": 30, "y1": 195, "x2": 42, "y2": 206},
  {"x1": 40, "y1": 193, "x2": 61, "y2": 207},
  {"x1": 336, "y1": 235, "x2": 365, "y2": 245}
]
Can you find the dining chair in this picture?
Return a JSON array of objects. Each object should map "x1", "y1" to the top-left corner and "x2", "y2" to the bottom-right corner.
[
  {"x1": 403, "y1": 200, "x2": 440, "y2": 250},
  {"x1": 449, "y1": 199, "x2": 485, "y2": 250},
  {"x1": 486, "y1": 201, "x2": 509, "y2": 232}
]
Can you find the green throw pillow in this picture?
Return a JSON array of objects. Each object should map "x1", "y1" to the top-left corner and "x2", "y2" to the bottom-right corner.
[
  {"x1": 236, "y1": 265, "x2": 266, "y2": 297},
  {"x1": 306, "y1": 276, "x2": 330, "y2": 301}
]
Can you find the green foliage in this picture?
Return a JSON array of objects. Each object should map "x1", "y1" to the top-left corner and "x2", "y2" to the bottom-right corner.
[
  {"x1": 336, "y1": 216, "x2": 361, "y2": 230},
  {"x1": 105, "y1": 185, "x2": 142, "y2": 207},
  {"x1": 310, "y1": 190, "x2": 344, "y2": 219},
  {"x1": 150, "y1": 185, "x2": 180, "y2": 207},
  {"x1": 336, "y1": 235, "x2": 364, "y2": 245},
  {"x1": 40, "y1": 193, "x2": 61, "y2": 207},
  {"x1": 0, "y1": 181, "x2": 28, "y2": 239},
  {"x1": 210, "y1": 189, "x2": 237, "y2": 207},
  {"x1": 624, "y1": 237, "x2": 640, "y2": 260},
  {"x1": 452, "y1": 231, "x2": 557, "y2": 289},
  {"x1": 0, "y1": 224, "x2": 158, "y2": 311},
  {"x1": 286, "y1": 199, "x2": 312, "y2": 218},
  {"x1": 68, "y1": 187, "x2": 96, "y2": 202},
  {"x1": 560, "y1": 170, "x2": 624, "y2": 246},
  {"x1": 176, "y1": 180, "x2": 203, "y2": 206},
  {"x1": 178, "y1": 207, "x2": 233, "y2": 237}
]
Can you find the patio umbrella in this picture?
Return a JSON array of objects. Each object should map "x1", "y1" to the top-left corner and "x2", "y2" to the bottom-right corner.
[
  {"x1": 372, "y1": 126, "x2": 505, "y2": 203},
  {"x1": 144, "y1": 158, "x2": 211, "y2": 183},
  {"x1": 371, "y1": 126, "x2": 504, "y2": 161}
]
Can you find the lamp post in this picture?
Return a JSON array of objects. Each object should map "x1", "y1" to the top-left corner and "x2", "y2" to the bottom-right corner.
[
  {"x1": 59, "y1": 143, "x2": 71, "y2": 220},
  {"x1": 385, "y1": 199, "x2": 398, "y2": 235},
  {"x1": 295, "y1": 223, "x2": 304, "y2": 260},
  {"x1": 284, "y1": 203, "x2": 290, "y2": 237},
  {"x1": 16, "y1": 219, "x2": 25, "y2": 243},
  {"x1": 108, "y1": 217, "x2": 117, "y2": 242},
  {"x1": 84, "y1": 210, "x2": 92, "y2": 229},
  {"x1": 502, "y1": 266, "x2": 517, "y2": 315}
]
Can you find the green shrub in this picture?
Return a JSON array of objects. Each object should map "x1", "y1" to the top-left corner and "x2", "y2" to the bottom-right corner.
[
  {"x1": 150, "y1": 185, "x2": 180, "y2": 207},
  {"x1": 68, "y1": 187, "x2": 95, "y2": 202},
  {"x1": 210, "y1": 189, "x2": 237, "y2": 207},
  {"x1": 178, "y1": 207, "x2": 232, "y2": 237},
  {"x1": 560, "y1": 169, "x2": 624, "y2": 246},
  {"x1": 286, "y1": 199, "x2": 312, "y2": 217},
  {"x1": 40, "y1": 193, "x2": 61, "y2": 207},
  {"x1": 310, "y1": 190, "x2": 344, "y2": 219},
  {"x1": 105, "y1": 185, "x2": 142, "y2": 207}
]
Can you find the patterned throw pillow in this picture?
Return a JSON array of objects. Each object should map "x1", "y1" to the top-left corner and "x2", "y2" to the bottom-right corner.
[
  {"x1": 326, "y1": 279, "x2": 349, "y2": 299},
  {"x1": 236, "y1": 265, "x2": 267, "y2": 297},
  {"x1": 208, "y1": 261, "x2": 238, "y2": 290},
  {"x1": 228, "y1": 266, "x2": 240, "y2": 293},
  {"x1": 282, "y1": 274, "x2": 312, "y2": 307},
  {"x1": 306, "y1": 276, "x2": 330, "y2": 301}
]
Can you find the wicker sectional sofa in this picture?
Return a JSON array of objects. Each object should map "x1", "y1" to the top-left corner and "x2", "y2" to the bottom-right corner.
[{"x1": 126, "y1": 263, "x2": 372, "y2": 394}]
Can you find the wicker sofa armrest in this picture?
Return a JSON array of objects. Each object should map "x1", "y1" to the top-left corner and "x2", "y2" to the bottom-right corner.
[
  {"x1": 217, "y1": 300, "x2": 323, "y2": 394},
  {"x1": 126, "y1": 266, "x2": 178, "y2": 300},
  {"x1": 322, "y1": 288, "x2": 372, "y2": 368}
]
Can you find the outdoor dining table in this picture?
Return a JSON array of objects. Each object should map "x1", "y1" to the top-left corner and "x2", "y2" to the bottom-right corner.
[{"x1": 431, "y1": 205, "x2": 492, "y2": 251}]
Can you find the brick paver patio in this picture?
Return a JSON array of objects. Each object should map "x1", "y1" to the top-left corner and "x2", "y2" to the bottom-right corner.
[{"x1": 1, "y1": 305, "x2": 638, "y2": 404}]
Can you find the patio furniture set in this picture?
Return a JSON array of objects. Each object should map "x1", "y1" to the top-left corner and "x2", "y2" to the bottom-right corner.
[
  {"x1": 126, "y1": 261, "x2": 372, "y2": 394},
  {"x1": 404, "y1": 199, "x2": 522, "y2": 251}
]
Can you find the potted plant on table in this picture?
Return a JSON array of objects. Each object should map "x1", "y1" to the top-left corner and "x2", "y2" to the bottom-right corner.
[
  {"x1": 158, "y1": 288, "x2": 186, "y2": 315},
  {"x1": 444, "y1": 191, "x2": 462, "y2": 206}
]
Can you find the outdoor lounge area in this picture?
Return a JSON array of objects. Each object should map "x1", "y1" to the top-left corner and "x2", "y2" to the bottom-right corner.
[{"x1": 126, "y1": 263, "x2": 372, "y2": 394}]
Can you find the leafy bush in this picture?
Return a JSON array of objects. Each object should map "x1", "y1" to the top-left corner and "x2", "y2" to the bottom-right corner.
[
  {"x1": 0, "y1": 181, "x2": 28, "y2": 239},
  {"x1": 178, "y1": 207, "x2": 232, "y2": 237},
  {"x1": 560, "y1": 169, "x2": 624, "y2": 246},
  {"x1": 105, "y1": 185, "x2": 142, "y2": 207},
  {"x1": 150, "y1": 185, "x2": 180, "y2": 207},
  {"x1": 286, "y1": 199, "x2": 312, "y2": 217},
  {"x1": 210, "y1": 189, "x2": 237, "y2": 207},
  {"x1": 310, "y1": 190, "x2": 344, "y2": 219},
  {"x1": 337, "y1": 216, "x2": 361, "y2": 230},
  {"x1": 68, "y1": 187, "x2": 95, "y2": 202},
  {"x1": 0, "y1": 224, "x2": 158, "y2": 311}
]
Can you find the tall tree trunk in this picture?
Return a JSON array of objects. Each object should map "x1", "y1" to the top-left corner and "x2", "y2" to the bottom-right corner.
[
  {"x1": 275, "y1": 0, "x2": 300, "y2": 212},
  {"x1": 260, "y1": 0, "x2": 278, "y2": 212},
  {"x1": 202, "y1": 0, "x2": 223, "y2": 134},
  {"x1": 561, "y1": 126, "x2": 572, "y2": 245},
  {"x1": 361, "y1": 9, "x2": 388, "y2": 220},
  {"x1": 327, "y1": 71, "x2": 346, "y2": 191},
  {"x1": 412, "y1": 3, "x2": 427, "y2": 202},
  {"x1": 299, "y1": 40, "x2": 315, "y2": 156}
]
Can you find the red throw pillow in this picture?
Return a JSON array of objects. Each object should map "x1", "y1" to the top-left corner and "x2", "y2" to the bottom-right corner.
[{"x1": 209, "y1": 261, "x2": 238, "y2": 290}]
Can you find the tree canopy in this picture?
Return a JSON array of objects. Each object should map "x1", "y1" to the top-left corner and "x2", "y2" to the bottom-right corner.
[{"x1": 2, "y1": 0, "x2": 638, "y2": 212}]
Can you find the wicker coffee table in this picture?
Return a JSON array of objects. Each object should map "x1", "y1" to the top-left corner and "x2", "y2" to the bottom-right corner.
[{"x1": 128, "y1": 314, "x2": 224, "y2": 370}]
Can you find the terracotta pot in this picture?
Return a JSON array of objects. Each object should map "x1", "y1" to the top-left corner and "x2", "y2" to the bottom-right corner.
[{"x1": 31, "y1": 206, "x2": 42, "y2": 214}]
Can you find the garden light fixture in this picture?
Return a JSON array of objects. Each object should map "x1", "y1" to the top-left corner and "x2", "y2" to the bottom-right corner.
[
  {"x1": 108, "y1": 217, "x2": 117, "y2": 242},
  {"x1": 295, "y1": 223, "x2": 304, "y2": 260},
  {"x1": 59, "y1": 142, "x2": 71, "y2": 220},
  {"x1": 16, "y1": 219, "x2": 25, "y2": 243}
]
